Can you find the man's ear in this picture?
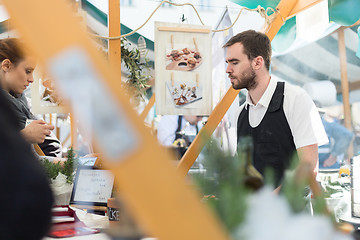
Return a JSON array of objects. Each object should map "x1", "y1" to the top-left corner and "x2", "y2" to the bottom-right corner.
[
  {"x1": 252, "y1": 56, "x2": 263, "y2": 70},
  {"x1": 1, "y1": 59, "x2": 12, "y2": 72}
]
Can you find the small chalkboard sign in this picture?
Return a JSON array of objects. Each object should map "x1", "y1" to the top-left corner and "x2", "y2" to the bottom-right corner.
[{"x1": 70, "y1": 166, "x2": 115, "y2": 207}]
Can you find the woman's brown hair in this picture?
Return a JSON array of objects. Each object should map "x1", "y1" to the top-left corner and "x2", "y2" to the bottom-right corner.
[{"x1": 0, "y1": 38, "x2": 26, "y2": 66}]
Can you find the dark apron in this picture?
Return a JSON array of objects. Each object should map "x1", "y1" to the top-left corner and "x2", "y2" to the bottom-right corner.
[{"x1": 237, "y1": 82, "x2": 296, "y2": 187}]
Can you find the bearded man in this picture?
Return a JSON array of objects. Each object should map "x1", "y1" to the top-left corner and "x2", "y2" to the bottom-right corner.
[{"x1": 224, "y1": 30, "x2": 328, "y2": 189}]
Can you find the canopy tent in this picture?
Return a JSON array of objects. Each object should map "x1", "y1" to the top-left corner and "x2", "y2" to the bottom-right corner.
[
  {"x1": 81, "y1": 0, "x2": 155, "y2": 67},
  {"x1": 229, "y1": 0, "x2": 360, "y2": 101},
  {"x1": 230, "y1": 0, "x2": 360, "y2": 52},
  {"x1": 271, "y1": 25, "x2": 360, "y2": 103},
  {"x1": 80, "y1": 0, "x2": 360, "y2": 105},
  {"x1": 0, "y1": 0, "x2": 358, "y2": 106}
]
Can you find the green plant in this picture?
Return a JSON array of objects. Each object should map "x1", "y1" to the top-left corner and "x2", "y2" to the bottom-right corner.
[
  {"x1": 192, "y1": 139, "x2": 252, "y2": 232},
  {"x1": 192, "y1": 137, "x2": 334, "y2": 235},
  {"x1": 41, "y1": 158, "x2": 62, "y2": 180},
  {"x1": 40, "y1": 146, "x2": 79, "y2": 184},
  {"x1": 61, "y1": 147, "x2": 79, "y2": 183},
  {"x1": 121, "y1": 37, "x2": 151, "y2": 103}
]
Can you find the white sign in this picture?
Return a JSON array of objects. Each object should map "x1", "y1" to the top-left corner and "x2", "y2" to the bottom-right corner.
[{"x1": 72, "y1": 168, "x2": 115, "y2": 204}]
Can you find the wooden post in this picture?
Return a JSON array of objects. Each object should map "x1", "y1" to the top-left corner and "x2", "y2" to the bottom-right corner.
[
  {"x1": 70, "y1": 113, "x2": 77, "y2": 150},
  {"x1": 177, "y1": 0, "x2": 300, "y2": 176},
  {"x1": 56, "y1": 114, "x2": 60, "y2": 140},
  {"x1": 338, "y1": 27, "x2": 353, "y2": 157},
  {"x1": 140, "y1": 94, "x2": 155, "y2": 121},
  {"x1": 288, "y1": 0, "x2": 323, "y2": 19},
  {"x1": 108, "y1": 0, "x2": 121, "y2": 71},
  {"x1": 2, "y1": 0, "x2": 229, "y2": 239},
  {"x1": 338, "y1": 27, "x2": 352, "y2": 130}
]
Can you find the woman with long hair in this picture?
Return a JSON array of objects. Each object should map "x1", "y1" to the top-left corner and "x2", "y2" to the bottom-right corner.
[{"x1": 0, "y1": 38, "x2": 62, "y2": 157}]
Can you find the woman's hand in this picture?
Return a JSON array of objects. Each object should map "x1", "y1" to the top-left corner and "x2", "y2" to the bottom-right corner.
[{"x1": 20, "y1": 119, "x2": 55, "y2": 144}]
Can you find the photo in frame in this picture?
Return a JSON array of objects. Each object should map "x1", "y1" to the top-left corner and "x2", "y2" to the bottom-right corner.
[
  {"x1": 70, "y1": 166, "x2": 115, "y2": 207},
  {"x1": 155, "y1": 22, "x2": 212, "y2": 115}
]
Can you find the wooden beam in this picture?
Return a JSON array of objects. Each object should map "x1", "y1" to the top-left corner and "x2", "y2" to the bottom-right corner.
[
  {"x1": 108, "y1": 0, "x2": 121, "y2": 70},
  {"x1": 347, "y1": 18, "x2": 360, "y2": 28},
  {"x1": 140, "y1": 94, "x2": 155, "y2": 121},
  {"x1": 338, "y1": 27, "x2": 352, "y2": 130},
  {"x1": 266, "y1": 0, "x2": 299, "y2": 39},
  {"x1": 70, "y1": 113, "x2": 77, "y2": 149},
  {"x1": 34, "y1": 144, "x2": 45, "y2": 156},
  {"x1": 338, "y1": 27, "x2": 354, "y2": 157},
  {"x1": 158, "y1": 26, "x2": 211, "y2": 33},
  {"x1": 177, "y1": 88, "x2": 239, "y2": 175},
  {"x1": 2, "y1": 0, "x2": 229, "y2": 239},
  {"x1": 288, "y1": 0, "x2": 323, "y2": 19},
  {"x1": 61, "y1": 132, "x2": 71, "y2": 147},
  {"x1": 177, "y1": 0, "x2": 300, "y2": 176},
  {"x1": 55, "y1": 115, "x2": 60, "y2": 140}
]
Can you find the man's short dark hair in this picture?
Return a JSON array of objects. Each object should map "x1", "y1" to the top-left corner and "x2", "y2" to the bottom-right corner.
[{"x1": 223, "y1": 30, "x2": 272, "y2": 71}]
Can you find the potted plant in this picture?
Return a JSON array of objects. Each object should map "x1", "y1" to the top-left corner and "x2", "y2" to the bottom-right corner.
[{"x1": 40, "y1": 147, "x2": 79, "y2": 205}]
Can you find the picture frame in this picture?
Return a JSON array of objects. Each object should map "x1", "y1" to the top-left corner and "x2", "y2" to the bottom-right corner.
[
  {"x1": 30, "y1": 65, "x2": 70, "y2": 114},
  {"x1": 70, "y1": 166, "x2": 115, "y2": 207},
  {"x1": 155, "y1": 21, "x2": 212, "y2": 115}
]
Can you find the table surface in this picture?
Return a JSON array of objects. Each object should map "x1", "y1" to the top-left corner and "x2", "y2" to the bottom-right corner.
[
  {"x1": 43, "y1": 207, "x2": 111, "y2": 240},
  {"x1": 44, "y1": 233, "x2": 111, "y2": 240},
  {"x1": 43, "y1": 207, "x2": 158, "y2": 240},
  {"x1": 339, "y1": 210, "x2": 360, "y2": 228}
]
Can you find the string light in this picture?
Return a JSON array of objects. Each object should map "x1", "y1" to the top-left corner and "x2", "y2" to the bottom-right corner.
[{"x1": 89, "y1": 1, "x2": 284, "y2": 40}]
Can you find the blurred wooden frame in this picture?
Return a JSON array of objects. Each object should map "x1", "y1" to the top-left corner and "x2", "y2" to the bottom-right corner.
[
  {"x1": 3, "y1": 0, "x2": 328, "y2": 239},
  {"x1": 33, "y1": 144, "x2": 45, "y2": 156},
  {"x1": 2, "y1": 0, "x2": 230, "y2": 239}
]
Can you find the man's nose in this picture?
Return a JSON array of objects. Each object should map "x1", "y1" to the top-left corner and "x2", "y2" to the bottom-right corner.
[{"x1": 226, "y1": 64, "x2": 232, "y2": 74}]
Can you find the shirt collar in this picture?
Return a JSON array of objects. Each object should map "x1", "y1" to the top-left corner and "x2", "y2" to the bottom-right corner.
[{"x1": 244, "y1": 77, "x2": 277, "y2": 109}]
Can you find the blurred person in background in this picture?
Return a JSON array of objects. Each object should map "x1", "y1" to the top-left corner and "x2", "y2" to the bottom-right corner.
[
  {"x1": 157, "y1": 115, "x2": 204, "y2": 160},
  {"x1": 315, "y1": 101, "x2": 354, "y2": 170}
]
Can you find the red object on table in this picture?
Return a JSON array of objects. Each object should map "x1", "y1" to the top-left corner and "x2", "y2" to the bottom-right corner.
[{"x1": 47, "y1": 205, "x2": 100, "y2": 238}]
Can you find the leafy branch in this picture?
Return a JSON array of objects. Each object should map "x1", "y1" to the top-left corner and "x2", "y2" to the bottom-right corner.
[
  {"x1": 121, "y1": 37, "x2": 151, "y2": 104},
  {"x1": 40, "y1": 146, "x2": 79, "y2": 184}
]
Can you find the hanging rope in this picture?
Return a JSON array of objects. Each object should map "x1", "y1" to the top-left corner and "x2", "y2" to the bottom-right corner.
[{"x1": 88, "y1": 1, "x2": 286, "y2": 40}]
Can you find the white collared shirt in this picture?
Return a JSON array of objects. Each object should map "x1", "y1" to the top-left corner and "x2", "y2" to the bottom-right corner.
[
  {"x1": 236, "y1": 78, "x2": 328, "y2": 149},
  {"x1": 157, "y1": 115, "x2": 204, "y2": 147}
]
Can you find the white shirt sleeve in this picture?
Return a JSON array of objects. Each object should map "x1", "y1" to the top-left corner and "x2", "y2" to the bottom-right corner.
[
  {"x1": 157, "y1": 115, "x2": 179, "y2": 146},
  {"x1": 283, "y1": 84, "x2": 328, "y2": 149}
]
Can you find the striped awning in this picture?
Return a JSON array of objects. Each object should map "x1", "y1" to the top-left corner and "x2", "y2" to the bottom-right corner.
[{"x1": 271, "y1": 25, "x2": 360, "y2": 92}]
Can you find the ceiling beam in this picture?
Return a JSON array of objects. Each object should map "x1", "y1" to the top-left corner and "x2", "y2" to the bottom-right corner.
[
  {"x1": 287, "y1": 0, "x2": 323, "y2": 19},
  {"x1": 347, "y1": 19, "x2": 360, "y2": 28}
]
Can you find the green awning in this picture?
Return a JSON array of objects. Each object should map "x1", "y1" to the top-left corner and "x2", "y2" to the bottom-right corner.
[{"x1": 230, "y1": 0, "x2": 360, "y2": 52}]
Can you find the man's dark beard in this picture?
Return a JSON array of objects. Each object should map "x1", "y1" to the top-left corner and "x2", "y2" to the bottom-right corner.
[{"x1": 230, "y1": 66, "x2": 257, "y2": 90}]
